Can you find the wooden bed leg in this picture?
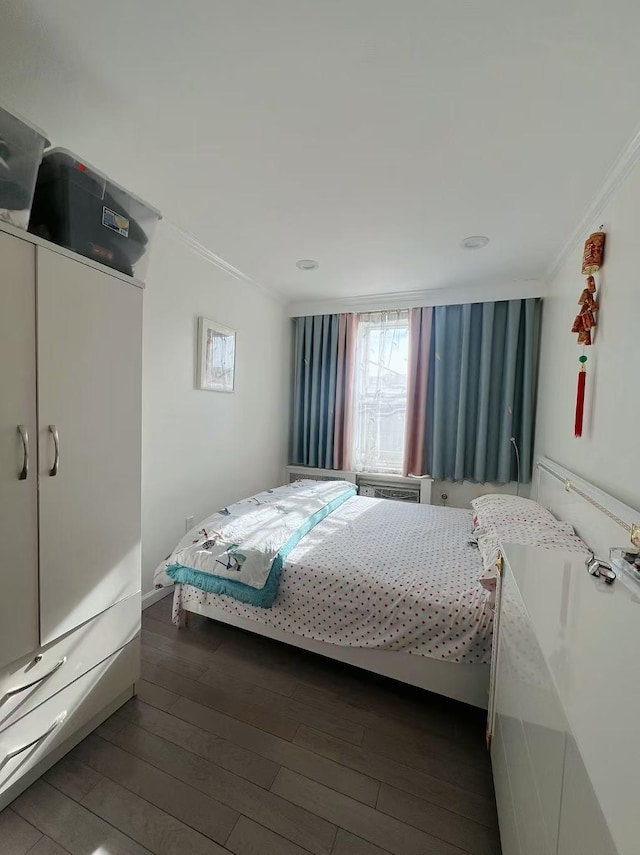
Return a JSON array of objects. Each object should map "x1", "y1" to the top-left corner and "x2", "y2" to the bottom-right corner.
[
  {"x1": 184, "y1": 609, "x2": 191, "y2": 628},
  {"x1": 176, "y1": 607, "x2": 190, "y2": 629}
]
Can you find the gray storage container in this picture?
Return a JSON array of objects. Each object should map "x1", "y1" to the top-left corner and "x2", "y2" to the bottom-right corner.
[{"x1": 0, "y1": 105, "x2": 49, "y2": 230}]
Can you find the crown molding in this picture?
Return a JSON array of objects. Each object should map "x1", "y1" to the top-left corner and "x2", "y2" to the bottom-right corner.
[
  {"x1": 162, "y1": 118, "x2": 640, "y2": 314},
  {"x1": 545, "y1": 122, "x2": 640, "y2": 284},
  {"x1": 163, "y1": 220, "x2": 286, "y2": 304},
  {"x1": 286, "y1": 279, "x2": 548, "y2": 317}
]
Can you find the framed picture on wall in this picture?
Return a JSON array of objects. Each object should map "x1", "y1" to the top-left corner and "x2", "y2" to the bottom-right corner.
[{"x1": 197, "y1": 316, "x2": 236, "y2": 392}]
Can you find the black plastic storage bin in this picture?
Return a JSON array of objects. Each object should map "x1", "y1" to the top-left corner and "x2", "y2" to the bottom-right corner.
[{"x1": 29, "y1": 148, "x2": 161, "y2": 279}]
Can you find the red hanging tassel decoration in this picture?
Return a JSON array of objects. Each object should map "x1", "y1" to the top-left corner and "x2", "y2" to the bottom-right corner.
[
  {"x1": 574, "y1": 357, "x2": 587, "y2": 437},
  {"x1": 572, "y1": 231, "x2": 604, "y2": 438}
]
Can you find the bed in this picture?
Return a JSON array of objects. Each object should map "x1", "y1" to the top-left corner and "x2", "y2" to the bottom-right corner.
[
  {"x1": 153, "y1": 470, "x2": 594, "y2": 710},
  {"x1": 154, "y1": 479, "x2": 494, "y2": 708}
]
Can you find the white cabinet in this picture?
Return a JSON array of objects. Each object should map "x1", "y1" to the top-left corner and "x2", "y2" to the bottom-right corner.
[
  {"x1": 0, "y1": 232, "x2": 39, "y2": 670},
  {"x1": 0, "y1": 595, "x2": 140, "y2": 733},
  {"x1": 490, "y1": 714, "x2": 521, "y2": 855},
  {"x1": 557, "y1": 738, "x2": 616, "y2": 855},
  {"x1": 37, "y1": 247, "x2": 142, "y2": 642},
  {"x1": 0, "y1": 640, "x2": 138, "y2": 803},
  {"x1": 490, "y1": 544, "x2": 635, "y2": 855},
  {"x1": 492, "y1": 565, "x2": 559, "y2": 855},
  {"x1": 0, "y1": 225, "x2": 141, "y2": 809}
]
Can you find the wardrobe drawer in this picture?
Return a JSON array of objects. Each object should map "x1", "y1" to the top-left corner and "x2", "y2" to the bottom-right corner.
[
  {"x1": 0, "y1": 638, "x2": 138, "y2": 803},
  {"x1": 0, "y1": 594, "x2": 140, "y2": 732}
]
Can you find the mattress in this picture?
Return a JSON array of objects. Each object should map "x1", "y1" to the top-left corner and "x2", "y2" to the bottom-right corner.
[{"x1": 172, "y1": 496, "x2": 493, "y2": 665}]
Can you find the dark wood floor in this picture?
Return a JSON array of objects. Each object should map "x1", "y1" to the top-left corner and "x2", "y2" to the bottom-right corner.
[{"x1": 3, "y1": 595, "x2": 501, "y2": 855}]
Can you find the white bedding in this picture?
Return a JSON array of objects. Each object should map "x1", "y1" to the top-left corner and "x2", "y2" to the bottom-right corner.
[{"x1": 172, "y1": 496, "x2": 493, "y2": 665}]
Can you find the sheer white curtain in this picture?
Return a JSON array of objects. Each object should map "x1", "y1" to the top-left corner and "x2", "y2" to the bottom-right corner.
[{"x1": 351, "y1": 310, "x2": 410, "y2": 473}]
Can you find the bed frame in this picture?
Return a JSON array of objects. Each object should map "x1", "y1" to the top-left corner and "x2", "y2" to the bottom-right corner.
[
  {"x1": 175, "y1": 457, "x2": 639, "y2": 711},
  {"x1": 534, "y1": 456, "x2": 640, "y2": 560},
  {"x1": 177, "y1": 596, "x2": 490, "y2": 707}
]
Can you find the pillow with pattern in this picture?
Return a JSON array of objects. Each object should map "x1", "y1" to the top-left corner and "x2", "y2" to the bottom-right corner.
[
  {"x1": 477, "y1": 520, "x2": 588, "y2": 595},
  {"x1": 470, "y1": 494, "x2": 558, "y2": 532}
]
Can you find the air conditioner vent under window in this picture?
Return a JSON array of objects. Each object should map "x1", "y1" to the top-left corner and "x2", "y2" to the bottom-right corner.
[
  {"x1": 284, "y1": 466, "x2": 357, "y2": 485},
  {"x1": 358, "y1": 482, "x2": 421, "y2": 503},
  {"x1": 289, "y1": 472, "x2": 339, "y2": 484},
  {"x1": 283, "y1": 467, "x2": 431, "y2": 503}
]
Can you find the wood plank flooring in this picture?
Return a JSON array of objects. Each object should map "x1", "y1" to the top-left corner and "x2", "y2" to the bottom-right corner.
[{"x1": 2, "y1": 595, "x2": 501, "y2": 855}]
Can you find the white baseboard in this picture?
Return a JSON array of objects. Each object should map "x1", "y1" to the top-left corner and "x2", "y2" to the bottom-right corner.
[{"x1": 141, "y1": 587, "x2": 173, "y2": 610}]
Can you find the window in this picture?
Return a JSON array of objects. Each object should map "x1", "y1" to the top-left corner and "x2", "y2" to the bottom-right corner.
[{"x1": 351, "y1": 310, "x2": 409, "y2": 473}]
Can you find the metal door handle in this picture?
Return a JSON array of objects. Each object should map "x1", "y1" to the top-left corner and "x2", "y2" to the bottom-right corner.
[
  {"x1": 4, "y1": 711, "x2": 67, "y2": 761},
  {"x1": 17, "y1": 425, "x2": 29, "y2": 480},
  {"x1": 5, "y1": 657, "x2": 67, "y2": 698},
  {"x1": 48, "y1": 425, "x2": 59, "y2": 476}
]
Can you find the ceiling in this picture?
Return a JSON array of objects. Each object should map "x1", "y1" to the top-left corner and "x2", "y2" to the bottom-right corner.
[{"x1": 1, "y1": 0, "x2": 640, "y2": 305}]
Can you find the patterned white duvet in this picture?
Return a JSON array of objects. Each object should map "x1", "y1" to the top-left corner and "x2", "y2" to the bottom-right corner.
[{"x1": 173, "y1": 496, "x2": 493, "y2": 665}]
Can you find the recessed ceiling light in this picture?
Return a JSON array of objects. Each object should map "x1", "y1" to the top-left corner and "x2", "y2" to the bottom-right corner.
[
  {"x1": 296, "y1": 259, "x2": 319, "y2": 271},
  {"x1": 461, "y1": 236, "x2": 490, "y2": 250}
]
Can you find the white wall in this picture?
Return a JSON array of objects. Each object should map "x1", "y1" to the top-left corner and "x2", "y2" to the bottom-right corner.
[
  {"x1": 534, "y1": 159, "x2": 640, "y2": 512},
  {"x1": 142, "y1": 223, "x2": 290, "y2": 597}
]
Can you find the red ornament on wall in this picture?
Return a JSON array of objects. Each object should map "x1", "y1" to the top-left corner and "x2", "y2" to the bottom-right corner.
[
  {"x1": 572, "y1": 230, "x2": 605, "y2": 437},
  {"x1": 581, "y1": 231, "x2": 605, "y2": 275}
]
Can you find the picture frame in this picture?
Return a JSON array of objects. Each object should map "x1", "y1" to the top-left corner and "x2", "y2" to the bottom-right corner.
[{"x1": 197, "y1": 316, "x2": 236, "y2": 392}]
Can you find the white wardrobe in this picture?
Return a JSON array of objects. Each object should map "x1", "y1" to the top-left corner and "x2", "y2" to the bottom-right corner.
[{"x1": 0, "y1": 225, "x2": 142, "y2": 809}]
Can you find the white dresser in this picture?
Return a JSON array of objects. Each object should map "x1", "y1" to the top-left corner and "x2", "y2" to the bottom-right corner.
[
  {"x1": 0, "y1": 224, "x2": 141, "y2": 808},
  {"x1": 489, "y1": 543, "x2": 640, "y2": 855}
]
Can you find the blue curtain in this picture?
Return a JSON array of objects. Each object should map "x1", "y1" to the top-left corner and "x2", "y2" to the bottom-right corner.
[
  {"x1": 291, "y1": 314, "x2": 340, "y2": 468},
  {"x1": 426, "y1": 298, "x2": 540, "y2": 484}
]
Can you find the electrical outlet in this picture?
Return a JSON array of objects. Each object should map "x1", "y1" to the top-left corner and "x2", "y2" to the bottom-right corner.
[{"x1": 185, "y1": 515, "x2": 195, "y2": 533}]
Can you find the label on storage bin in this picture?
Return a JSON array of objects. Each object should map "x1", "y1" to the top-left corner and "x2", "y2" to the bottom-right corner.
[{"x1": 102, "y1": 206, "x2": 130, "y2": 237}]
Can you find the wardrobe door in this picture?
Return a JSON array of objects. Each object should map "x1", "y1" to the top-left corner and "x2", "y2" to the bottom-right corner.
[
  {"x1": 0, "y1": 233, "x2": 39, "y2": 668},
  {"x1": 37, "y1": 247, "x2": 142, "y2": 645}
]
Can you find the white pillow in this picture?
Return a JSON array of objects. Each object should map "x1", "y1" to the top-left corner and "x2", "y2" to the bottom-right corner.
[
  {"x1": 477, "y1": 520, "x2": 588, "y2": 594},
  {"x1": 471, "y1": 494, "x2": 558, "y2": 532}
]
